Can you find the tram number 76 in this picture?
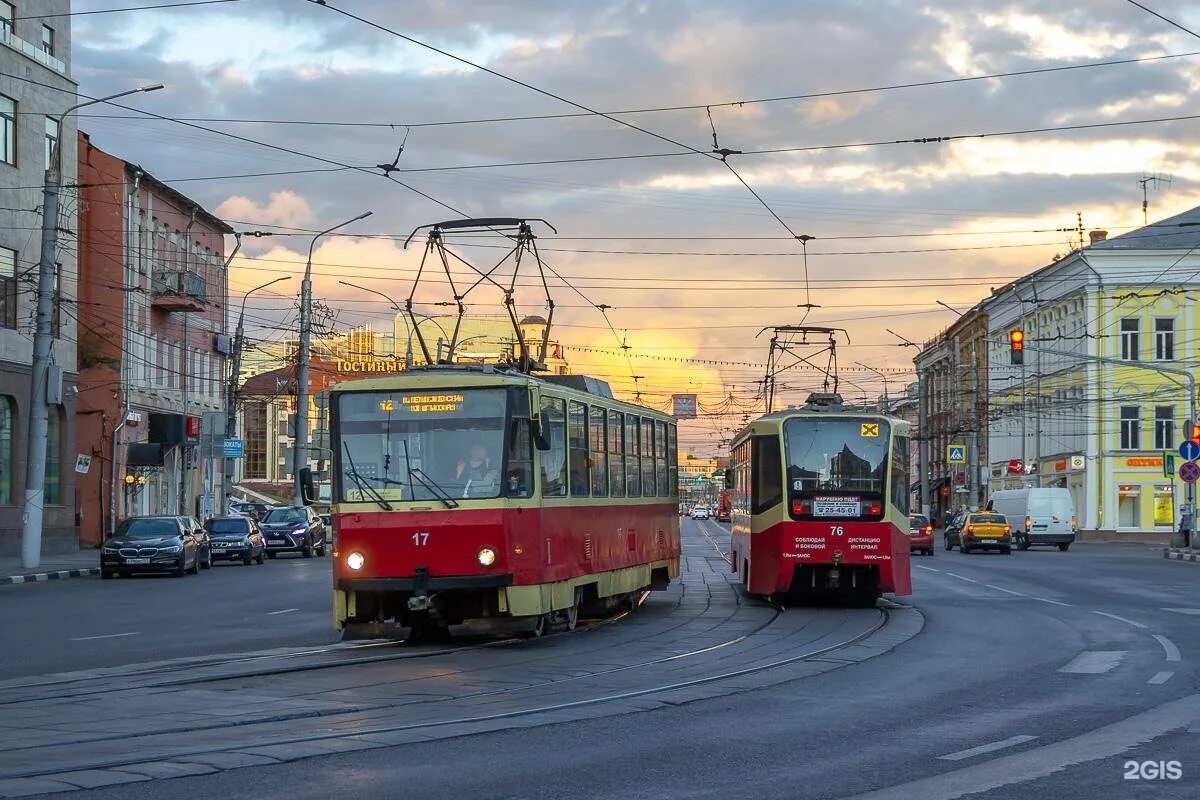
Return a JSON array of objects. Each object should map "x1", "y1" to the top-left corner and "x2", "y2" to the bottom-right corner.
[
  {"x1": 829, "y1": 526, "x2": 844, "y2": 536},
  {"x1": 412, "y1": 532, "x2": 430, "y2": 546}
]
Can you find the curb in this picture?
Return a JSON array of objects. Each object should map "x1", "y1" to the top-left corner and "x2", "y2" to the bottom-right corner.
[
  {"x1": 2, "y1": 567, "x2": 99, "y2": 585},
  {"x1": 1163, "y1": 549, "x2": 1200, "y2": 563}
]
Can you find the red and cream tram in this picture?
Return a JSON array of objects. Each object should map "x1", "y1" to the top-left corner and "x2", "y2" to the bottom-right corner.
[
  {"x1": 330, "y1": 368, "x2": 680, "y2": 638},
  {"x1": 728, "y1": 393, "x2": 912, "y2": 604}
]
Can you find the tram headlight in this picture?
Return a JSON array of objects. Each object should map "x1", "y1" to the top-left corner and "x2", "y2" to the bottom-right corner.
[
  {"x1": 477, "y1": 547, "x2": 497, "y2": 567},
  {"x1": 346, "y1": 551, "x2": 365, "y2": 571}
]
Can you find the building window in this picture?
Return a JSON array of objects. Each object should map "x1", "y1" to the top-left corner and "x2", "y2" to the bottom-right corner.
[
  {"x1": 1117, "y1": 484, "x2": 1140, "y2": 528},
  {"x1": 1155, "y1": 406, "x2": 1174, "y2": 450},
  {"x1": 0, "y1": 396, "x2": 11, "y2": 504},
  {"x1": 0, "y1": 3, "x2": 12, "y2": 40},
  {"x1": 1120, "y1": 318, "x2": 1139, "y2": 361},
  {"x1": 1154, "y1": 484, "x2": 1174, "y2": 527},
  {"x1": 45, "y1": 407, "x2": 61, "y2": 504},
  {"x1": 44, "y1": 117, "x2": 58, "y2": 171},
  {"x1": 0, "y1": 94, "x2": 14, "y2": 166},
  {"x1": 1119, "y1": 406, "x2": 1140, "y2": 450},
  {"x1": 0, "y1": 246, "x2": 15, "y2": 329},
  {"x1": 1154, "y1": 318, "x2": 1175, "y2": 360},
  {"x1": 243, "y1": 402, "x2": 267, "y2": 480},
  {"x1": 40, "y1": 24, "x2": 54, "y2": 56}
]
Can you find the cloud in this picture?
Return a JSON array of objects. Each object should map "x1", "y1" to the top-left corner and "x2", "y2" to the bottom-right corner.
[{"x1": 216, "y1": 190, "x2": 317, "y2": 229}]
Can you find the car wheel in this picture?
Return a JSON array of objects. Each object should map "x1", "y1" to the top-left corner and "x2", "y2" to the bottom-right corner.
[
  {"x1": 256, "y1": 551, "x2": 265, "y2": 565},
  {"x1": 187, "y1": 553, "x2": 200, "y2": 575},
  {"x1": 301, "y1": 544, "x2": 312, "y2": 558},
  {"x1": 1002, "y1": 547, "x2": 1012, "y2": 555},
  {"x1": 927, "y1": 549, "x2": 935, "y2": 557},
  {"x1": 266, "y1": 551, "x2": 277, "y2": 559},
  {"x1": 1018, "y1": 535, "x2": 1032, "y2": 551},
  {"x1": 174, "y1": 557, "x2": 187, "y2": 578},
  {"x1": 101, "y1": 569, "x2": 113, "y2": 580},
  {"x1": 1058, "y1": 543, "x2": 1071, "y2": 552},
  {"x1": 243, "y1": 553, "x2": 253, "y2": 566},
  {"x1": 961, "y1": 544, "x2": 971, "y2": 555},
  {"x1": 201, "y1": 551, "x2": 213, "y2": 570}
]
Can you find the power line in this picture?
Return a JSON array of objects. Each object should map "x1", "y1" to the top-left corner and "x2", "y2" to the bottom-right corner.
[
  {"x1": 1124, "y1": 0, "x2": 1200, "y2": 40},
  {"x1": 18, "y1": 0, "x2": 240, "y2": 20}
]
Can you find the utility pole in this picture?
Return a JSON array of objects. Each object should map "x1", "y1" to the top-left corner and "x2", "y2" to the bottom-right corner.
[
  {"x1": 221, "y1": 261, "x2": 282, "y2": 516},
  {"x1": 178, "y1": 209, "x2": 196, "y2": 516},
  {"x1": 293, "y1": 212, "x2": 371, "y2": 508},
  {"x1": 21, "y1": 84, "x2": 162, "y2": 569}
]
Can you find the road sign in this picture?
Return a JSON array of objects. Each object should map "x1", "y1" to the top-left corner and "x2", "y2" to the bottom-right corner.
[
  {"x1": 1179, "y1": 440, "x2": 1200, "y2": 461},
  {"x1": 1164, "y1": 452, "x2": 1176, "y2": 478},
  {"x1": 222, "y1": 438, "x2": 245, "y2": 458},
  {"x1": 1179, "y1": 460, "x2": 1200, "y2": 484},
  {"x1": 946, "y1": 444, "x2": 966, "y2": 464}
]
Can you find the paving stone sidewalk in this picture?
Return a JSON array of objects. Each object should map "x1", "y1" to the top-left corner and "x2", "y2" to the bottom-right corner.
[{"x1": 0, "y1": 551, "x2": 99, "y2": 585}]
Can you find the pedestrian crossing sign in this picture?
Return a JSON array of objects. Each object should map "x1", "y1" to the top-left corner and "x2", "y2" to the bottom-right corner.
[{"x1": 947, "y1": 444, "x2": 966, "y2": 464}]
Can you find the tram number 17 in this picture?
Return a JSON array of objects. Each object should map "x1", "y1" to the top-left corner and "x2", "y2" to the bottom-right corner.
[{"x1": 412, "y1": 532, "x2": 430, "y2": 546}]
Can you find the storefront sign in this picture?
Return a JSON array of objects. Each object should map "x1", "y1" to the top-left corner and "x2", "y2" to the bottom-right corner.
[
  {"x1": 1126, "y1": 457, "x2": 1164, "y2": 468},
  {"x1": 336, "y1": 359, "x2": 403, "y2": 373}
]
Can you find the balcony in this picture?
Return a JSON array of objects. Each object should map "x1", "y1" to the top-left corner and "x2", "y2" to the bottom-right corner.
[
  {"x1": 151, "y1": 269, "x2": 207, "y2": 312},
  {"x1": 0, "y1": 27, "x2": 67, "y2": 75}
]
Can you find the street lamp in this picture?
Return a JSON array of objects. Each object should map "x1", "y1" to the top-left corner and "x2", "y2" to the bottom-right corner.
[
  {"x1": 22, "y1": 83, "x2": 164, "y2": 569},
  {"x1": 855, "y1": 362, "x2": 890, "y2": 410},
  {"x1": 336, "y1": 280, "x2": 450, "y2": 368},
  {"x1": 223, "y1": 276, "x2": 290, "y2": 513},
  {"x1": 293, "y1": 212, "x2": 371, "y2": 508}
]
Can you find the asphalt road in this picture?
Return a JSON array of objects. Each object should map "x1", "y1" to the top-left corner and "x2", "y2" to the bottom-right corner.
[
  {"x1": 0, "y1": 551, "x2": 337, "y2": 680},
  {"x1": 5, "y1": 519, "x2": 1198, "y2": 799}
]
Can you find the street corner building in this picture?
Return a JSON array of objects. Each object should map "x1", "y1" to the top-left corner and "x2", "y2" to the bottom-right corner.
[
  {"x1": 0, "y1": 0, "x2": 78, "y2": 556},
  {"x1": 74, "y1": 134, "x2": 233, "y2": 547}
]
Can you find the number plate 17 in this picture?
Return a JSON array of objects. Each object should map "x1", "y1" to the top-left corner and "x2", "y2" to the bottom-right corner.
[{"x1": 412, "y1": 532, "x2": 430, "y2": 546}]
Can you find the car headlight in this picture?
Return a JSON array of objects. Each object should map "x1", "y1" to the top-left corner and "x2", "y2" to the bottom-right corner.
[
  {"x1": 477, "y1": 547, "x2": 497, "y2": 567},
  {"x1": 346, "y1": 552, "x2": 365, "y2": 570},
  {"x1": 101, "y1": 546, "x2": 118, "y2": 555},
  {"x1": 160, "y1": 544, "x2": 182, "y2": 554}
]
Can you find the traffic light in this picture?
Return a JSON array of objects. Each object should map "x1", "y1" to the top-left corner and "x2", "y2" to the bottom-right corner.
[
  {"x1": 1186, "y1": 419, "x2": 1200, "y2": 447},
  {"x1": 1009, "y1": 329, "x2": 1025, "y2": 365}
]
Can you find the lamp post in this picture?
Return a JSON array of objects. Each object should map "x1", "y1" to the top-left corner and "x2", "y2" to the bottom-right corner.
[
  {"x1": 223, "y1": 275, "x2": 289, "y2": 513},
  {"x1": 855, "y1": 362, "x2": 890, "y2": 411},
  {"x1": 293, "y1": 212, "x2": 371, "y2": 508},
  {"x1": 22, "y1": 84, "x2": 163, "y2": 569}
]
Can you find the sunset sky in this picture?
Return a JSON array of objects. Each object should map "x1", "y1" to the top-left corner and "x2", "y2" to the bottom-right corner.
[{"x1": 73, "y1": 0, "x2": 1200, "y2": 455}]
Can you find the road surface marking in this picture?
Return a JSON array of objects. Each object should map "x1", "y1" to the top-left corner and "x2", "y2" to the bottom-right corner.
[
  {"x1": 1058, "y1": 651, "x2": 1127, "y2": 674},
  {"x1": 69, "y1": 632, "x2": 139, "y2": 641},
  {"x1": 938, "y1": 735, "x2": 1037, "y2": 761},
  {"x1": 1162, "y1": 607, "x2": 1200, "y2": 616},
  {"x1": 1147, "y1": 671, "x2": 1175, "y2": 685},
  {"x1": 1032, "y1": 597, "x2": 1072, "y2": 607},
  {"x1": 1092, "y1": 611, "x2": 1148, "y2": 629},
  {"x1": 914, "y1": 565, "x2": 940, "y2": 572},
  {"x1": 1152, "y1": 635, "x2": 1181, "y2": 662},
  {"x1": 984, "y1": 584, "x2": 1028, "y2": 597},
  {"x1": 942, "y1": 571, "x2": 979, "y2": 584},
  {"x1": 266, "y1": 608, "x2": 300, "y2": 615}
]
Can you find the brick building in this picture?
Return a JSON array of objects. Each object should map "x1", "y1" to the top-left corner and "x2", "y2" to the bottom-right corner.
[{"x1": 75, "y1": 134, "x2": 232, "y2": 544}]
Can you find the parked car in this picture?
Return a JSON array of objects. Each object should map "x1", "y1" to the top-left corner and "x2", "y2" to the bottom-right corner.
[
  {"x1": 204, "y1": 516, "x2": 266, "y2": 565},
  {"x1": 230, "y1": 501, "x2": 271, "y2": 521},
  {"x1": 261, "y1": 506, "x2": 327, "y2": 558},
  {"x1": 101, "y1": 516, "x2": 211, "y2": 578},
  {"x1": 988, "y1": 488, "x2": 1076, "y2": 551},
  {"x1": 945, "y1": 512, "x2": 1012, "y2": 554},
  {"x1": 691, "y1": 505, "x2": 710, "y2": 520},
  {"x1": 907, "y1": 513, "x2": 934, "y2": 555}
]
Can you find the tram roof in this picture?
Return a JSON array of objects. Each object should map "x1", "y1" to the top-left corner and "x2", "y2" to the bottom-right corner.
[{"x1": 731, "y1": 405, "x2": 910, "y2": 444}]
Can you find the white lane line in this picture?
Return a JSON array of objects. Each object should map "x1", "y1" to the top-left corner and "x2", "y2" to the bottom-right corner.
[
  {"x1": 1058, "y1": 651, "x2": 1127, "y2": 674},
  {"x1": 266, "y1": 608, "x2": 299, "y2": 615},
  {"x1": 938, "y1": 735, "x2": 1037, "y2": 761},
  {"x1": 1032, "y1": 597, "x2": 1073, "y2": 607},
  {"x1": 915, "y1": 565, "x2": 941, "y2": 573},
  {"x1": 69, "y1": 632, "x2": 139, "y2": 642},
  {"x1": 942, "y1": 571, "x2": 980, "y2": 584},
  {"x1": 1152, "y1": 634, "x2": 1181, "y2": 663},
  {"x1": 1092, "y1": 611, "x2": 1148, "y2": 629},
  {"x1": 1147, "y1": 671, "x2": 1175, "y2": 685},
  {"x1": 1161, "y1": 607, "x2": 1200, "y2": 616},
  {"x1": 984, "y1": 584, "x2": 1028, "y2": 597}
]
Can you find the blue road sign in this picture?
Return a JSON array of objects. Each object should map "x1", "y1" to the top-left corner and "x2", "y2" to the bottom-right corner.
[
  {"x1": 222, "y1": 438, "x2": 245, "y2": 459},
  {"x1": 946, "y1": 445, "x2": 966, "y2": 464},
  {"x1": 1180, "y1": 441, "x2": 1200, "y2": 461},
  {"x1": 1179, "y1": 460, "x2": 1200, "y2": 484}
]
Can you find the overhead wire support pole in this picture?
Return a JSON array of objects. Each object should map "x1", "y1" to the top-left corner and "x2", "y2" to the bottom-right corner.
[
  {"x1": 178, "y1": 208, "x2": 197, "y2": 516},
  {"x1": 21, "y1": 83, "x2": 163, "y2": 569},
  {"x1": 293, "y1": 211, "x2": 372, "y2": 509}
]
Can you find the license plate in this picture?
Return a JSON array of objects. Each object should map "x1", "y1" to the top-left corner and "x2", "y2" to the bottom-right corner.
[
  {"x1": 269, "y1": 539, "x2": 285, "y2": 544},
  {"x1": 813, "y1": 497, "x2": 859, "y2": 518},
  {"x1": 125, "y1": 557, "x2": 150, "y2": 564}
]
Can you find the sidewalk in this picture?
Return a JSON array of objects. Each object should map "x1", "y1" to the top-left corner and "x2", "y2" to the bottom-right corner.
[
  {"x1": 0, "y1": 550, "x2": 99, "y2": 585},
  {"x1": 1164, "y1": 547, "x2": 1200, "y2": 563}
]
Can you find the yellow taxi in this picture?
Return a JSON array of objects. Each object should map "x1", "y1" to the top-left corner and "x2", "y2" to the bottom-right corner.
[{"x1": 949, "y1": 512, "x2": 1012, "y2": 555}]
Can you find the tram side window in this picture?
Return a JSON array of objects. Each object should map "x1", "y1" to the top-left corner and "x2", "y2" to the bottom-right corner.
[
  {"x1": 568, "y1": 401, "x2": 590, "y2": 496},
  {"x1": 505, "y1": 416, "x2": 533, "y2": 498},
  {"x1": 667, "y1": 423, "x2": 678, "y2": 497},
  {"x1": 539, "y1": 397, "x2": 568, "y2": 497},
  {"x1": 590, "y1": 406, "x2": 608, "y2": 497},
  {"x1": 891, "y1": 436, "x2": 910, "y2": 515},
  {"x1": 751, "y1": 435, "x2": 783, "y2": 514},
  {"x1": 608, "y1": 409, "x2": 625, "y2": 497},
  {"x1": 655, "y1": 420, "x2": 669, "y2": 496},
  {"x1": 626, "y1": 415, "x2": 641, "y2": 496},
  {"x1": 641, "y1": 417, "x2": 656, "y2": 497}
]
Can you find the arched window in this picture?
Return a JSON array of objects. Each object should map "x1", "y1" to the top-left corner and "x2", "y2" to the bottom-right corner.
[
  {"x1": 0, "y1": 396, "x2": 12, "y2": 504},
  {"x1": 45, "y1": 407, "x2": 61, "y2": 504}
]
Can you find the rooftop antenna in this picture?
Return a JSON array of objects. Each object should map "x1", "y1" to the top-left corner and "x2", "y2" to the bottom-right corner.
[{"x1": 1139, "y1": 173, "x2": 1172, "y2": 225}]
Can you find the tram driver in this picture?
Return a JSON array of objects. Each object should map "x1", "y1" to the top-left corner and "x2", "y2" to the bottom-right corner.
[{"x1": 457, "y1": 443, "x2": 500, "y2": 497}]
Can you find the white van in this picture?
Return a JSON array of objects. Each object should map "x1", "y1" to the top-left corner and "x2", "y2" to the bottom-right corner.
[{"x1": 986, "y1": 488, "x2": 1076, "y2": 551}]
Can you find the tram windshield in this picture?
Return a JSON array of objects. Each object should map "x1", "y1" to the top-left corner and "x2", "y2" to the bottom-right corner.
[
  {"x1": 335, "y1": 388, "x2": 518, "y2": 503},
  {"x1": 783, "y1": 417, "x2": 890, "y2": 513}
]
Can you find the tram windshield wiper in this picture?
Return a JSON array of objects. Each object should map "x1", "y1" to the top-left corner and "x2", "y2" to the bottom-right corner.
[
  {"x1": 409, "y1": 467, "x2": 459, "y2": 510},
  {"x1": 342, "y1": 442, "x2": 393, "y2": 511}
]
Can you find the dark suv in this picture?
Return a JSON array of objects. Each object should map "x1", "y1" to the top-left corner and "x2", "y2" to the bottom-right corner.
[
  {"x1": 261, "y1": 506, "x2": 327, "y2": 558},
  {"x1": 204, "y1": 516, "x2": 266, "y2": 565},
  {"x1": 101, "y1": 516, "x2": 212, "y2": 578}
]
